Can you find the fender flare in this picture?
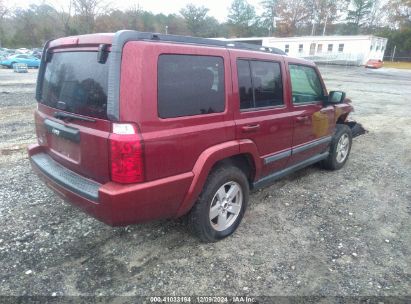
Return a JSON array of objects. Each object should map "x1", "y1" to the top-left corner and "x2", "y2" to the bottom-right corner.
[
  {"x1": 175, "y1": 139, "x2": 261, "y2": 217},
  {"x1": 334, "y1": 103, "x2": 353, "y2": 124}
]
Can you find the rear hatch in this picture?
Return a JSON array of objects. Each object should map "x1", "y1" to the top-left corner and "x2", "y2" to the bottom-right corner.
[{"x1": 35, "y1": 48, "x2": 112, "y2": 184}]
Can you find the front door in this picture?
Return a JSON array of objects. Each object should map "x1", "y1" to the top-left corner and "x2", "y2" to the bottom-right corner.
[{"x1": 287, "y1": 63, "x2": 334, "y2": 165}]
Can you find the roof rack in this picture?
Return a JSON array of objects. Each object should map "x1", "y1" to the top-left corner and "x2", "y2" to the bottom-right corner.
[{"x1": 111, "y1": 30, "x2": 287, "y2": 56}]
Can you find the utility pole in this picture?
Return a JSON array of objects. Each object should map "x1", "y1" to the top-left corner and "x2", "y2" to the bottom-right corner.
[
  {"x1": 165, "y1": 25, "x2": 168, "y2": 35},
  {"x1": 391, "y1": 45, "x2": 396, "y2": 62}
]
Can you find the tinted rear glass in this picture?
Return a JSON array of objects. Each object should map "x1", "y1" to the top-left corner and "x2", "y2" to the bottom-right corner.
[
  {"x1": 158, "y1": 54, "x2": 225, "y2": 118},
  {"x1": 40, "y1": 52, "x2": 108, "y2": 119}
]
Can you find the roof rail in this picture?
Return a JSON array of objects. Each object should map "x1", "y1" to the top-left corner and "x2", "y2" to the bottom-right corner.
[{"x1": 111, "y1": 30, "x2": 286, "y2": 55}]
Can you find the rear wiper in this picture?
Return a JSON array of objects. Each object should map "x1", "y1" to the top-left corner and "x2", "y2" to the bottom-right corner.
[{"x1": 54, "y1": 111, "x2": 96, "y2": 122}]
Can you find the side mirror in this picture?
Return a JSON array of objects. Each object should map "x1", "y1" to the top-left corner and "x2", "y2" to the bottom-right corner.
[{"x1": 328, "y1": 91, "x2": 346, "y2": 104}]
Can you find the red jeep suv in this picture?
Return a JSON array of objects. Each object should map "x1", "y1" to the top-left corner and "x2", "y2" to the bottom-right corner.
[{"x1": 29, "y1": 31, "x2": 353, "y2": 242}]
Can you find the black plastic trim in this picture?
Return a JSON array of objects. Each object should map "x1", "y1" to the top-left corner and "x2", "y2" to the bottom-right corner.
[
  {"x1": 44, "y1": 119, "x2": 80, "y2": 143},
  {"x1": 292, "y1": 136, "x2": 332, "y2": 155},
  {"x1": 263, "y1": 150, "x2": 291, "y2": 165},
  {"x1": 31, "y1": 153, "x2": 100, "y2": 202},
  {"x1": 35, "y1": 39, "x2": 52, "y2": 101},
  {"x1": 253, "y1": 152, "x2": 329, "y2": 190}
]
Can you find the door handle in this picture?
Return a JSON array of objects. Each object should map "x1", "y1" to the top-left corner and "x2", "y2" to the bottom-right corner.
[
  {"x1": 241, "y1": 124, "x2": 261, "y2": 133},
  {"x1": 296, "y1": 116, "x2": 310, "y2": 122}
]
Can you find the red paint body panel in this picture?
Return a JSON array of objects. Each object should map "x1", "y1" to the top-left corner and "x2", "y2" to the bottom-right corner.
[
  {"x1": 29, "y1": 144, "x2": 193, "y2": 225},
  {"x1": 29, "y1": 32, "x2": 354, "y2": 226}
]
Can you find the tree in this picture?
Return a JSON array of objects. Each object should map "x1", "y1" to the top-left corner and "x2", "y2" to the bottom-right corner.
[
  {"x1": 346, "y1": 0, "x2": 373, "y2": 33},
  {"x1": 0, "y1": 0, "x2": 8, "y2": 46},
  {"x1": 180, "y1": 4, "x2": 209, "y2": 36},
  {"x1": 385, "y1": 0, "x2": 411, "y2": 30},
  {"x1": 260, "y1": 0, "x2": 277, "y2": 35},
  {"x1": 227, "y1": 0, "x2": 257, "y2": 37},
  {"x1": 308, "y1": 0, "x2": 341, "y2": 35},
  {"x1": 275, "y1": 0, "x2": 311, "y2": 36},
  {"x1": 72, "y1": 0, "x2": 105, "y2": 33}
]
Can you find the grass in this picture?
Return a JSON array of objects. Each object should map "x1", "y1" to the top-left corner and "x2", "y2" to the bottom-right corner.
[{"x1": 383, "y1": 61, "x2": 411, "y2": 70}]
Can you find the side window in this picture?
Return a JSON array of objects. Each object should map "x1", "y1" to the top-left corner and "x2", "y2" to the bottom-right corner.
[
  {"x1": 289, "y1": 64, "x2": 324, "y2": 104},
  {"x1": 158, "y1": 54, "x2": 225, "y2": 118},
  {"x1": 328, "y1": 44, "x2": 333, "y2": 52},
  {"x1": 250, "y1": 61, "x2": 283, "y2": 108},
  {"x1": 237, "y1": 60, "x2": 253, "y2": 109},
  {"x1": 338, "y1": 44, "x2": 344, "y2": 52},
  {"x1": 237, "y1": 59, "x2": 283, "y2": 110}
]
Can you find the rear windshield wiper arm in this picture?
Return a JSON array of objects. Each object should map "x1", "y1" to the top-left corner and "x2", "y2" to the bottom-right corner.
[{"x1": 54, "y1": 111, "x2": 96, "y2": 122}]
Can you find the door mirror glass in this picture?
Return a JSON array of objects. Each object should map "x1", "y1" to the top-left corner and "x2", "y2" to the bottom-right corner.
[{"x1": 328, "y1": 91, "x2": 346, "y2": 104}]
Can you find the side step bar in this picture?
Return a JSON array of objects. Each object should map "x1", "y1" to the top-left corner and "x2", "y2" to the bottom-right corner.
[{"x1": 253, "y1": 152, "x2": 329, "y2": 190}]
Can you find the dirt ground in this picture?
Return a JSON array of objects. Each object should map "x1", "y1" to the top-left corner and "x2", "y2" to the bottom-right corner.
[{"x1": 0, "y1": 65, "x2": 410, "y2": 299}]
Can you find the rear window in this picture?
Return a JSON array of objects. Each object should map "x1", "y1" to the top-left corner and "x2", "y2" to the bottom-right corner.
[
  {"x1": 40, "y1": 52, "x2": 108, "y2": 119},
  {"x1": 157, "y1": 54, "x2": 225, "y2": 118}
]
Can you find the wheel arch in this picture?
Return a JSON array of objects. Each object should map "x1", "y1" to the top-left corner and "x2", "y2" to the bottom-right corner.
[{"x1": 175, "y1": 140, "x2": 261, "y2": 217}]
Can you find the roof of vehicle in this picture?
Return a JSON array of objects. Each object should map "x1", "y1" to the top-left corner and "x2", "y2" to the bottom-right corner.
[{"x1": 48, "y1": 30, "x2": 287, "y2": 56}]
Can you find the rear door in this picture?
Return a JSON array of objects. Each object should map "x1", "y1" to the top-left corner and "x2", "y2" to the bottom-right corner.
[
  {"x1": 35, "y1": 50, "x2": 112, "y2": 183},
  {"x1": 286, "y1": 63, "x2": 334, "y2": 165},
  {"x1": 230, "y1": 50, "x2": 293, "y2": 179}
]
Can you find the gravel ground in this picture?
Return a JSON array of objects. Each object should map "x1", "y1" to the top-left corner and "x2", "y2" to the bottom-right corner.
[{"x1": 0, "y1": 66, "x2": 410, "y2": 299}]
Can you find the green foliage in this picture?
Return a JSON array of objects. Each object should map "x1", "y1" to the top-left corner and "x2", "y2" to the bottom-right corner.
[
  {"x1": 0, "y1": 0, "x2": 409, "y2": 49},
  {"x1": 180, "y1": 4, "x2": 209, "y2": 36},
  {"x1": 377, "y1": 27, "x2": 411, "y2": 55},
  {"x1": 346, "y1": 0, "x2": 373, "y2": 33}
]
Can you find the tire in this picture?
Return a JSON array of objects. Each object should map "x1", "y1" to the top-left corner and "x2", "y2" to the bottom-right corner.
[
  {"x1": 188, "y1": 165, "x2": 249, "y2": 242},
  {"x1": 321, "y1": 124, "x2": 352, "y2": 170},
  {"x1": 9, "y1": 62, "x2": 16, "y2": 69}
]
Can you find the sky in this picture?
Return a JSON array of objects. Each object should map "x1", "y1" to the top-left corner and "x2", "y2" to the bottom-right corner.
[{"x1": 4, "y1": 0, "x2": 265, "y2": 22}]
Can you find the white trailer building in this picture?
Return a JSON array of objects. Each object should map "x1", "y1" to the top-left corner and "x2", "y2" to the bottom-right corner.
[{"x1": 221, "y1": 35, "x2": 388, "y2": 66}]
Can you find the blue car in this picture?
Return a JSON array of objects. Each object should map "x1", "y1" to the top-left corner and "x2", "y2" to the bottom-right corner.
[{"x1": 1, "y1": 54, "x2": 40, "y2": 68}]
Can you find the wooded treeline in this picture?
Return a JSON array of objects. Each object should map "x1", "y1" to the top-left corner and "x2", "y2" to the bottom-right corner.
[{"x1": 0, "y1": 0, "x2": 410, "y2": 56}]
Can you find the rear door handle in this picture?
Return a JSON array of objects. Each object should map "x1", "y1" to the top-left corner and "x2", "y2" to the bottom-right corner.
[
  {"x1": 241, "y1": 124, "x2": 261, "y2": 133},
  {"x1": 296, "y1": 116, "x2": 310, "y2": 122}
]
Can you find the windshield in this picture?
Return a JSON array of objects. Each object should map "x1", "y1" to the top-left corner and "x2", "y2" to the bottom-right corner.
[{"x1": 40, "y1": 51, "x2": 109, "y2": 119}]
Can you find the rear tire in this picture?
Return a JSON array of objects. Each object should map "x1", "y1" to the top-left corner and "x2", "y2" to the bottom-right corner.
[
  {"x1": 321, "y1": 124, "x2": 352, "y2": 170},
  {"x1": 188, "y1": 165, "x2": 249, "y2": 242}
]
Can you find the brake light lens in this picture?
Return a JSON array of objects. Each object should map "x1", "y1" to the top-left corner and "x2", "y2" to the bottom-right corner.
[{"x1": 109, "y1": 124, "x2": 144, "y2": 184}]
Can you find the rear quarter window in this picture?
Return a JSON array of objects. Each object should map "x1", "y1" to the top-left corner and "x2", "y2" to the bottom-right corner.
[{"x1": 157, "y1": 54, "x2": 225, "y2": 118}]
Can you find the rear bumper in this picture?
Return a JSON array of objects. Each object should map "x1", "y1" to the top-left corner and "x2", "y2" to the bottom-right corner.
[{"x1": 28, "y1": 144, "x2": 193, "y2": 226}]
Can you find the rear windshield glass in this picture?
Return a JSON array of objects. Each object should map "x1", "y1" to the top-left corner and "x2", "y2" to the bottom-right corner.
[{"x1": 40, "y1": 51, "x2": 108, "y2": 119}]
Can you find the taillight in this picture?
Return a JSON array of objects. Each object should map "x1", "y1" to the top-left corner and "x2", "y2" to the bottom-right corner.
[{"x1": 109, "y1": 123, "x2": 144, "y2": 184}]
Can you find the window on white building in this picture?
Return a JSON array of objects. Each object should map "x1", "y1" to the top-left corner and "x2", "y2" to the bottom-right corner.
[
  {"x1": 328, "y1": 44, "x2": 333, "y2": 52},
  {"x1": 370, "y1": 45, "x2": 373, "y2": 51},
  {"x1": 317, "y1": 44, "x2": 323, "y2": 53},
  {"x1": 338, "y1": 44, "x2": 344, "y2": 52},
  {"x1": 299, "y1": 44, "x2": 303, "y2": 53},
  {"x1": 285, "y1": 44, "x2": 289, "y2": 53}
]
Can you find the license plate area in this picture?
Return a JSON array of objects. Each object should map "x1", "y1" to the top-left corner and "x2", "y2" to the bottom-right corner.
[{"x1": 45, "y1": 119, "x2": 81, "y2": 162}]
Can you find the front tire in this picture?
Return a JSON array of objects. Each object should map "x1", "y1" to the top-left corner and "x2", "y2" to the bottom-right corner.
[
  {"x1": 188, "y1": 165, "x2": 249, "y2": 242},
  {"x1": 321, "y1": 124, "x2": 352, "y2": 170}
]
